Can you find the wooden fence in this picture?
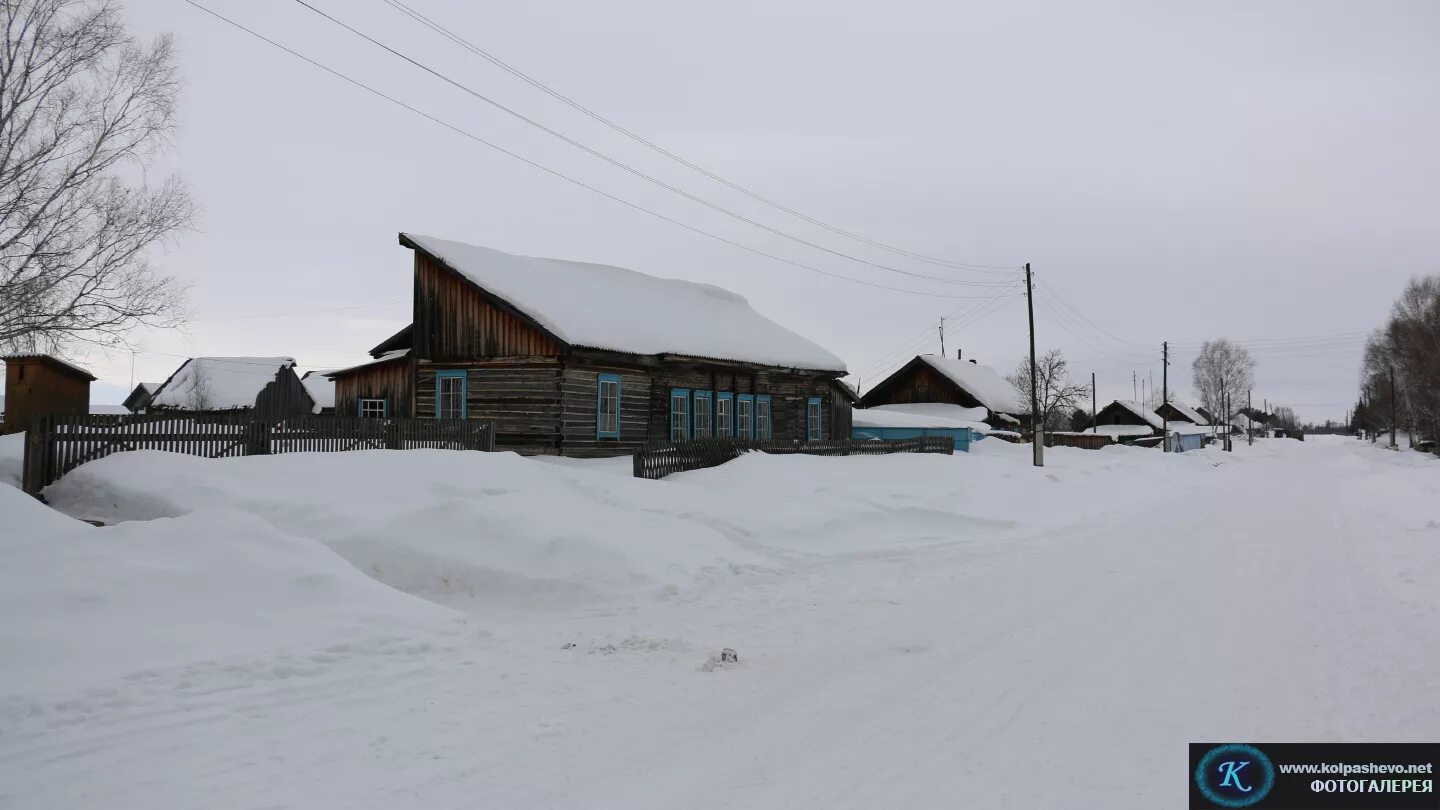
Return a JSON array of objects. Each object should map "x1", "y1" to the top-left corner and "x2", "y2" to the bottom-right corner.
[
  {"x1": 1044, "y1": 432, "x2": 1115, "y2": 450},
  {"x1": 633, "y1": 435, "x2": 955, "y2": 480},
  {"x1": 22, "y1": 412, "x2": 495, "y2": 496}
]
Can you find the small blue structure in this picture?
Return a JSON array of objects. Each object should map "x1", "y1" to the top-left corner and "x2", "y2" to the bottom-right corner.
[
  {"x1": 852, "y1": 425, "x2": 973, "y2": 452},
  {"x1": 1168, "y1": 432, "x2": 1205, "y2": 453}
]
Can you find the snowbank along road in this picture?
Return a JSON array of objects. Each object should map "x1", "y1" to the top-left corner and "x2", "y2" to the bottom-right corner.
[{"x1": 1, "y1": 435, "x2": 1436, "y2": 809}]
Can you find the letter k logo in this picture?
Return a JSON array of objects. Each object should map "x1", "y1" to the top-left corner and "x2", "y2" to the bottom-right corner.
[{"x1": 1217, "y1": 760, "x2": 1252, "y2": 792}]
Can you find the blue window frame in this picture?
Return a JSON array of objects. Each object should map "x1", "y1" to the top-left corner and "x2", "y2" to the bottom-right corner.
[
  {"x1": 756, "y1": 395, "x2": 772, "y2": 439},
  {"x1": 807, "y1": 396, "x2": 823, "y2": 441},
  {"x1": 693, "y1": 390, "x2": 714, "y2": 438},
  {"x1": 716, "y1": 392, "x2": 734, "y2": 438},
  {"x1": 736, "y1": 394, "x2": 754, "y2": 439},
  {"x1": 358, "y1": 398, "x2": 387, "y2": 418},
  {"x1": 435, "y1": 370, "x2": 467, "y2": 418},
  {"x1": 670, "y1": 388, "x2": 690, "y2": 441},
  {"x1": 596, "y1": 373, "x2": 621, "y2": 439}
]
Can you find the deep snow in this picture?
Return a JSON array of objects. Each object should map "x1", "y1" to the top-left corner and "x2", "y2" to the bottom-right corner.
[{"x1": 3, "y1": 436, "x2": 1438, "y2": 809}]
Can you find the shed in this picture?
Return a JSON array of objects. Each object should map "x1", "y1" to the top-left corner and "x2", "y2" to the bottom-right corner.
[
  {"x1": 1089, "y1": 399, "x2": 1164, "y2": 442},
  {"x1": 122, "y1": 381, "x2": 163, "y2": 413},
  {"x1": 330, "y1": 233, "x2": 849, "y2": 455},
  {"x1": 148, "y1": 357, "x2": 314, "y2": 418},
  {"x1": 858, "y1": 354, "x2": 1023, "y2": 430},
  {"x1": 2, "y1": 354, "x2": 95, "y2": 435}
]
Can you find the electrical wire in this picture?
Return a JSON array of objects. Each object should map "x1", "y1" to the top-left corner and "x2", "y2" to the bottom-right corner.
[
  {"x1": 288, "y1": 0, "x2": 1016, "y2": 289},
  {"x1": 182, "y1": 0, "x2": 1018, "y2": 302},
  {"x1": 379, "y1": 0, "x2": 1020, "y2": 273}
]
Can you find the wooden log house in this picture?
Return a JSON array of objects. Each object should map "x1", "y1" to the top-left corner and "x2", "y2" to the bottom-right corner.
[
  {"x1": 857, "y1": 353, "x2": 1025, "y2": 431},
  {"x1": 329, "y1": 233, "x2": 850, "y2": 456}
]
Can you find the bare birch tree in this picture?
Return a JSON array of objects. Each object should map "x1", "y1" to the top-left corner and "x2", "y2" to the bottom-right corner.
[
  {"x1": 0, "y1": 0, "x2": 191, "y2": 353},
  {"x1": 1191, "y1": 339, "x2": 1255, "y2": 419}
]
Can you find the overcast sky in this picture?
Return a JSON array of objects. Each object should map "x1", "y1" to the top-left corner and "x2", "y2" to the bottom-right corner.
[{"x1": 81, "y1": 0, "x2": 1439, "y2": 423}]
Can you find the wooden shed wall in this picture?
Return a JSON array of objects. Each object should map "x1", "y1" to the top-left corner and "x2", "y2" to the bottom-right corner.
[
  {"x1": 333, "y1": 358, "x2": 414, "y2": 418},
  {"x1": 416, "y1": 361, "x2": 564, "y2": 454},
  {"x1": 413, "y1": 252, "x2": 561, "y2": 361},
  {"x1": 2, "y1": 360, "x2": 90, "y2": 434},
  {"x1": 558, "y1": 362, "x2": 652, "y2": 457}
]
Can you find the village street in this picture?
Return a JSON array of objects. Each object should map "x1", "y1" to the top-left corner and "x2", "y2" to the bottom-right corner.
[{"x1": 3, "y1": 435, "x2": 1436, "y2": 809}]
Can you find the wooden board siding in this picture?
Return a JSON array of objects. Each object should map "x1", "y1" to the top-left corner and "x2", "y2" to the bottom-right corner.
[
  {"x1": 2, "y1": 359, "x2": 90, "y2": 435},
  {"x1": 863, "y1": 363, "x2": 984, "y2": 409},
  {"x1": 558, "y1": 363, "x2": 652, "y2": 457},
  {"x1": 333, "y1": 357, "x2": 414, "y2": 418},
  {"x1": 413, "y1": 252, "x2": 562, "y2": 361},
  {"x1": 416, "y1": 361, "x2": 564, "y2": 454}
]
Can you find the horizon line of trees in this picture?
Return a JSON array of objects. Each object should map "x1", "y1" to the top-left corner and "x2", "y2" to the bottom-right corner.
[{"x1": 1353, "y1": 276, "x2": 1440, "y2": 452}]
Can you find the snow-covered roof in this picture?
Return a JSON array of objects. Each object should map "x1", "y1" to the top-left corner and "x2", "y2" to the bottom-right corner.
[
  {"x1": 853, "y1": 403, "x2": 991, "y2": 434},
  {"x1": 150, "y1": 357, "x2": 298, "y2": 410},
  {"x1": 1, "y1": 353, "x2": 96, "y2": 380},
  {"x1": 402, "y1": 234, "x2": 846, "y2": 373},
  {"x1": 327, "y1": 350, "x2": 409, "y2": 378},
  {"x1": 914, "y1": 356, "x2": 1022, "y2": 414},
  {"x1": 301, "y1": 370, "x2": 336, "y2": 413},
  {"x1": 1165, "y1": 420, "x2": 1211, "y2": 436},
  {"x1": 1107, "y1": 400, "x2": 1165, "y2": 429},
  {"x1": 1092, "y1": 423, "x2": 1156, "y2": 438},
  {"x1": 1161, "y1": 400, "x2": 1207, "y2": 424},
  {"x1": 137, "y1": 382, "x2": 161, "y2": 395}
]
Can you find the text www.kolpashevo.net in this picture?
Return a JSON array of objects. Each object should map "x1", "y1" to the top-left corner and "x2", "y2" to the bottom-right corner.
[{"x1": 1190, "y1": 743, "x2": 1440, "y2": 809}]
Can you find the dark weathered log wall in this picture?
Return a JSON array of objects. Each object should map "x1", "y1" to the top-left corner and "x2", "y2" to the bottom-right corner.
[
  {"x1": 417, "y1": 360, "x2": 564, "y2": 454},
  {"x1": 557, "y1": 361, "x2": 652, "y2": 457}
]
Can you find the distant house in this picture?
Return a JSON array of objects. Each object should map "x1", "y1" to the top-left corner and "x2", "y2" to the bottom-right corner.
[
  {"x1": 2, "y1": 354, "x2": 95, "y2": 435},
  {"x1": 857, "y1": 354, "x2": 1024, "y2": 430},
  {"x1": 1194, "y1": 405, "x2": 1217, "y2": 425},
  {"x1": 329, "y1": 233, "x2": 849, "y2": 455},
  {"x1": 122, "y1": 381, "x2": 163, "y2": 414},
  {"x1": 1154, "y1": 401, "x2": 1207, "y2": 426},
  {"x1": 300, "y1": 369, "x2": 336, "y2": 415},
  {"x1": 1089, "y1": 399, "x2": 1164, "y2": 441},
  {"x1": 149, "y1": 357, "x2": 314, "y2": 417}
]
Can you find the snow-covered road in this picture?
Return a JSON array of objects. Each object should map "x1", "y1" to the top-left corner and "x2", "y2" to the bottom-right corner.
[{"x1": 2, "y1": 436, "x2": 1436, "y2": 808}]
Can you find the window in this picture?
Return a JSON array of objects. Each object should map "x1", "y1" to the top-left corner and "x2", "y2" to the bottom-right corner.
[
  {"x1": 670, "y1": 388, "x2": 690, "y2": 441},
  {"x1": 596, "y1": 374, "x2": 621, "y2": 439},
  {"x1": 807, "y1": 396, "x2": 823, "y2": 441},
  {"x1": 436, "y1": 370, "x2": 467, "y2": 419},
  {"x1": 358, "y1": 398, "x2": 387, "y2": 418},
  {"x1": 737, "y1": 394, "x2": 754, "y2": 439},
  {"x1": 756, "y1": 395, "x2": 772, "y2": 439},
  {"x1": 693, "y1": 390, "x2": 713, "y2": 438},
  {"x1": 716, "y1": 393, "x2": 733, "y2": 438}
]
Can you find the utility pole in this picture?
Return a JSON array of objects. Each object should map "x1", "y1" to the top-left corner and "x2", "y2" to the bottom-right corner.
[
  {"x1": 1132, "y1": 370, "x2": 1137, "y2": 402},
  {"x1": 1247, "y1": 389, "x2": 1253, "y2": 446},
  {"x1": 1162, "y1": 341, "x2": 1169, "y2": 452},
  {"x1": 1091, "y1": 372, "x2": 1097, "y2": 433},
  {"x1": 1389, "y1": 365, "x2": 1397, "y2": 449},
  {"x1": 938, "y1": 317, "x2": 945, "y2": 358},
  {"x1": 1025, "y1": 262, "x2": 1042, "y2": 467},
  {"x1": 1221, "y1": 378, "x2": 1229, "y2": 451}
]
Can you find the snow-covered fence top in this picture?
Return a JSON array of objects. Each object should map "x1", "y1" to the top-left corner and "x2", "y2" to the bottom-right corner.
[
  {"x1": 633, "y1": 436, "x2": 955, "y2": 480},
  {"x1": 21, "y1": 413, "x2": 496, "y2": 496}
]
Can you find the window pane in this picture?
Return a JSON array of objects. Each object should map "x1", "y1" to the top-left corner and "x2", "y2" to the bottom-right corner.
[
  {"x1": 599, "y1": 379, "x2": 619, "y2": 435},
  {"x1": 671, "y1": 394, "x2": 688, "y2": 440}
]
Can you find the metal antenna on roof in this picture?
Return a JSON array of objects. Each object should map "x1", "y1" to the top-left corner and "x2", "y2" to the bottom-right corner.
[{"x1": 938, "y1": 317, "x2": 945, "y2": 358}]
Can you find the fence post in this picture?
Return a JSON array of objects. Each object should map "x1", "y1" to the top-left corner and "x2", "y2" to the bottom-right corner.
[
  {"x1": 248, "y1": 419, "x2": 271, "y2": 456},
  {"x1": 385, "y1": 419, "x2": 401, "y2": 450}
]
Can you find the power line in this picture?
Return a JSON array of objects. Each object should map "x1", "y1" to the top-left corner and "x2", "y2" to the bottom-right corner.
[
  {"x1": 192, "y1": 299, "x2": 409, "y2": 322},
  {"x1": 288, "y1": 0, "x2": 1016, "y2": 289},
  {"x1": 183, "y1": 1, "x2": 1016, "y2": 301},
  {"x1": 379, "y1": 0, "x2": 1020, "y2": 274}
]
